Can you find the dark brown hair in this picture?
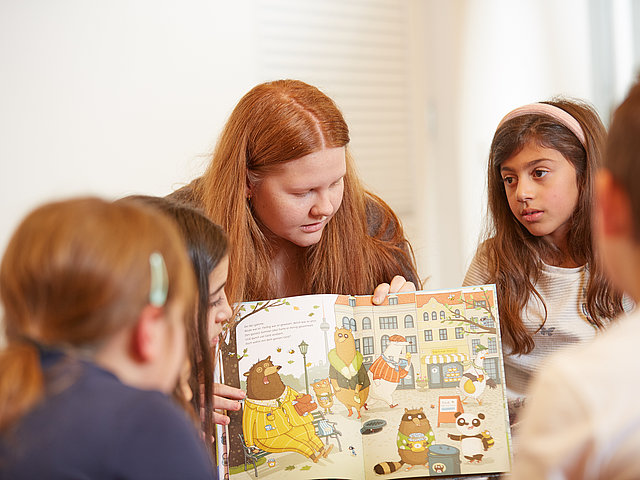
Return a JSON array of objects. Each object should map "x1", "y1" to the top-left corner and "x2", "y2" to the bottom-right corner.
[
  {"x1": 184, "y1": 79, "x2": 419, "y2": 303},
  {"x1": 121, "y1": 195, "x2": 227, "y2": 460},
  {"x1": 0, "y1": 197, "x2": 195, "y2": 430},
  {"x1": 483, "y1": 99, "x2": 623, "y2": 354}
]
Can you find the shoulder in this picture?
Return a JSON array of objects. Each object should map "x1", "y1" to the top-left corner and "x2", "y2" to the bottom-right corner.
[
  {"x1": 115, "y1": 390, "x2": 215, "y2": 479},
  {"x1": 166, "y1": 178, "x2": 203, "y2": 208},
  {"x1": 514, "y1": 315, "x2": 640, "y2": 478},
  {"x1": 364, "y1": 193, "x2": 399, "y2": 240},
  {"x1": 524, "y1": 312, "x2": 640, "y2": 438},
  {"x1": 1, "y1": 363, "x2": 214, "y2": 480},
  {"x1": 462, "y1": 241, "x2": 492, "y2": 287}
]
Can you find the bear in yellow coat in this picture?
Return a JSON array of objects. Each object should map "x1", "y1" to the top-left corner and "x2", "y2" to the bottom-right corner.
[{"x1": 242, "y1": 357, "x2": 332, "y2": 462}]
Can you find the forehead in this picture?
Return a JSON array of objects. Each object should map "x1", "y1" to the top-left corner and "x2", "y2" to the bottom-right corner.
[
  {"x1": 208, "y1": 255, "x2": 229, "y2": 290},
  {"x1": 269, "y1": 147, "x2": 346, "y2": 185},
  {"x1": 501, "y1": 143, "x2": 572, "y2": 170}
]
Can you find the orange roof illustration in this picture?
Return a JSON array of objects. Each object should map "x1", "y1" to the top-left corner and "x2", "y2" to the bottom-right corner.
[
  {"x1": 463, "y1": 289, "x2": 495, "y2": 308},
  {"x1": 416, "y1": 291, "x2": 463, "y2": 308},
  {"x1": 334, "y1": 292, "x2": 415, "y2": 307}
]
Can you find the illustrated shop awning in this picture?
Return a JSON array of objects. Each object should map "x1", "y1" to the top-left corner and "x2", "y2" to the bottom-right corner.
[{"x1": 423, "y1": 353, "x2": 468, "y2": 364}]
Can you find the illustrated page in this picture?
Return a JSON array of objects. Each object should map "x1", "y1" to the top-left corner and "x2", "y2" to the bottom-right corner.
[
  {"x1": 359, "y1": 285, "x2": 511, "y2": 479},
  {"x1": 224, "y1": 294, "x2": 366, "y2": 480},
  {"x1": 219, "y1": 286, "x2": 511, "y2": 479}
]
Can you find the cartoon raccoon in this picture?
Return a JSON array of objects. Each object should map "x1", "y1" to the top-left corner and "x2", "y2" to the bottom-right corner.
[
  {"x1": 373, "y1": 408, "x2": 435, "y2": 474},
  {"x1": 447, "y1": 412, "x2": 494, "y2": 463}
]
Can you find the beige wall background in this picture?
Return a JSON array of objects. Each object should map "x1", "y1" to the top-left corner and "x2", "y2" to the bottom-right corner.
[{"x1": 1, "y1": 0, "x2": 639, "y2": 344}]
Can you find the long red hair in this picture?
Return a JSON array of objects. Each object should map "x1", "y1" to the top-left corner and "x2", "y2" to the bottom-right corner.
[{"x1": 186, "y1": 79, "x2": 419, "y2": 303}]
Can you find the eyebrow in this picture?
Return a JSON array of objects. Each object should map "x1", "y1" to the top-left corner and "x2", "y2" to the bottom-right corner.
[
  {"x1": 209, "y1": 283, "x2": 226, "y2": 296},
  {"x1": 500, "y1": 158, "x2": 555, "y2": 172}
]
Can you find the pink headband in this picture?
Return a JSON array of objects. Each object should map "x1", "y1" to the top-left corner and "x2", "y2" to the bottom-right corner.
[{"x1": 497, "y1": 103, "x2": 586, "y2": 146}]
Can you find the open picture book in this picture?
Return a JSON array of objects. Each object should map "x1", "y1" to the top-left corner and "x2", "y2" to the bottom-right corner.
[{"x1": 215, "y1": 285, "x2": 512, "y2": 479}]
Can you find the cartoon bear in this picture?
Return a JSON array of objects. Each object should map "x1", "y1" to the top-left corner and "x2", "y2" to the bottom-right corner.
[
  {"x1": 242, "y1": 356, "x2": 332, "y2": 463},
  {"x1": 328, "y1": 328, "x2": 370, "y2": 418},
  {"x1": 447, "y1": 412, "x2": 494, "y2": 463},
  {"x1": 367, "y1": 334, "x2": 411, "y2": 408}
]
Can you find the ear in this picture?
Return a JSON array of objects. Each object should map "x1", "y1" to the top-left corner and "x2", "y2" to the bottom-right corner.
[
  {"x1": 130, "y1": 305, "x2": 165, "y2": 363},
  {"x1": 246, "y1": 178, "x2": 253, "y2": 200},
  {"x1": 596, "y1": 169, "x2": 634, "y2": 238}
]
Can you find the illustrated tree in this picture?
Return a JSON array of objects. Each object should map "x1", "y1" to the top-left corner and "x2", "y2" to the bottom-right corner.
[
  {"x1": 218, "y1": 298, "x2": 324, "y2": 470},
  {"x1": 441, "y1": 288, "x2": 497, "y2": 336}
]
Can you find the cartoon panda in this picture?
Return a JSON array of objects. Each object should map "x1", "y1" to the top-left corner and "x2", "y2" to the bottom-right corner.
[{"x1": 447, "y1": 412, "x2": 493, "y2": 463}]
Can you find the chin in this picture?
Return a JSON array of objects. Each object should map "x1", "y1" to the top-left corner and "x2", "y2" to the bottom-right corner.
[{"x1": 289, "y1": 231, "x2": 324, "y2": 248}]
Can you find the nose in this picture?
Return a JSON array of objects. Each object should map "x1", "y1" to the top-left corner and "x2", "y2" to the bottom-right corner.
[
  {"x1": 217, "y1": 300, "x2": 233, "y2": 323},
  {"x1": 516, "y1": 178, "x2": 534, "y2": 203},
  {"x1": 310, "y1": 190, "x2": 334, "y2": 218}
]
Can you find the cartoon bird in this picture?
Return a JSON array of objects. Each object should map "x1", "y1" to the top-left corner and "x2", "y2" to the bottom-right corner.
[
  {"x1": 242, "y1": 356, "x2": 333, "y2": 463},
  {"x1": 458, "y1": 345, "x2": 497, "y2": 405},
  {"x1": 373, "y1": 408, "x2": 435, "y2": 474},
  {"x1": 447, "y1": 412, "x2": 494, "y2": 463},
  {"x1": 367, "y1": 335, "x2": 411, "y2": 408},
  {"x1": 311, "y1": 378, "x2": 334, "y2": 414},
  {"x1": 328, "y1": 328, "x2": 370, "y2": 418}
]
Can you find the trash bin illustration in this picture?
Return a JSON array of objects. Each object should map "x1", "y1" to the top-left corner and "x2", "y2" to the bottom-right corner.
[{"x1": 428, "y1": 443, "x2": 460, "y2": 476}]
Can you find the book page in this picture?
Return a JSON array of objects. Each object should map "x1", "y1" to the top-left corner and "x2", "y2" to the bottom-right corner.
[
  {"x1": 223, "y1": 294, "x2": 365, "y2": 480},
  {"x1": 220, "y1": 286, "x2": 511, "y2": 479},
  {"x1": 358, "y1": 285, "x2": 511, "y2": 479}
]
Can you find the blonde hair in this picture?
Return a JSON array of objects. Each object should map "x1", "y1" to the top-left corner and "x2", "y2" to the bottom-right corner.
[
  {"x1": 186, "y1": 79, "x2": 418, "y2": 303},
  {"x1": 0, "y1": 197, "x2": 195, "y2": 430}
]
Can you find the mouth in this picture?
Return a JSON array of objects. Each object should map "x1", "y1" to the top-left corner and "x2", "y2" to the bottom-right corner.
[
  {"x1": 301, "y1": 219, "x2": 326, "y2": 233},
  {"x1": 521, "y1": 209, "x2": 543, "y2": 222}
]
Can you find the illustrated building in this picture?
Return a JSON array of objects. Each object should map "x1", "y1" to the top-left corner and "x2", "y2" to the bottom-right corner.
[{"x1": 334, "y1": 288, "x2": 501, "y2": 390}]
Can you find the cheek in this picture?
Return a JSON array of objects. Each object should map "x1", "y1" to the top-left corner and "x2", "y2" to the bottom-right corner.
[
  {"x1": 332, "y1": 186, "x2": 345, "y2": 212},
  {"x1": 255, "y1": 193, "x2": 299, "y2": 226},
  {"x1": 505, "y1": 191, "x2": 519, "y2": 215}
]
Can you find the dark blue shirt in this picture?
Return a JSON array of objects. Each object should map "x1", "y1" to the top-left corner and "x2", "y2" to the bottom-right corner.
[{"x1": 0, "y1": 351, "x2": 217, "y2": 480}]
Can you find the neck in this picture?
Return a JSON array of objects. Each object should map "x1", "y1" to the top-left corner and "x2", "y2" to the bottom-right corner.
[
  {"x1": 269, "y1": 239, "x2": 307, "y2": 298},
  {"x1": 544, "y1": 230, "x2": 582, "y2": 268}
]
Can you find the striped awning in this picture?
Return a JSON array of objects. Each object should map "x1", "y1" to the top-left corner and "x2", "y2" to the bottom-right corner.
[{"x1": 423, "y1": 353, "x2": 468, "y2": 364}]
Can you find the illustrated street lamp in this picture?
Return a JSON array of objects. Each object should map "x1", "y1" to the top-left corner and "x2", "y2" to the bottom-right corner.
[{"x1": 298, "y1": 340, "x2": 310, "y2": 394}]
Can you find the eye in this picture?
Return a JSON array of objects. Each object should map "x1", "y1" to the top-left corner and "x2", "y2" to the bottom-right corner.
[
  {"x1": 472, "y1": 419, "x2": 481, "y2": 427},
  {"x1": 457, "y1": 417, "x2": 467, "y2": 426},
  {"x1": 209, "y1": 297, "x2": 223, "y2": 307},
  {"x1": 502, "y1": 176, "x2": 515, "y2": 185},
  {"x1": 533, "y1": 169, "x2": 548, "y2": 178},
  {"x1": 256, "y1": 367, "x2": 263, "y2": 373}
]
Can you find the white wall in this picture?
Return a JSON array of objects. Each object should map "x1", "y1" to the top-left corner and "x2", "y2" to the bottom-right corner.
[
  {"x1": 1, "y1": 0, "x2": 638, "y2": 299},
  {"x1": 0, "y1": 0, "x2": 259, "y2": 254}
]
